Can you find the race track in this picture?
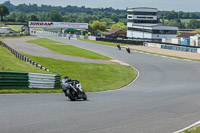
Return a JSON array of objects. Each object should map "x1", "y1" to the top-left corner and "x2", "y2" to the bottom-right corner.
[{"x1": 1, "y1": 33, "x2": 200, "y2": 133}]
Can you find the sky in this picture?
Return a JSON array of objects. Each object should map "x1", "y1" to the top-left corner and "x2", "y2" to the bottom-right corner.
[{"x1": 1, "y1": 0, "x2": 200, "y2": 12}]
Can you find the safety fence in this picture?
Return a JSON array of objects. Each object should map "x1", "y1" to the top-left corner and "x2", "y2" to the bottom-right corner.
[
  {"x1": 161, "y1": 44, "x2": 198, "y2": 53},
  {"x1": 144, "y1": 42, "x2": 200, "y2": 53},
  {"x1": 0, "y1": 71, "x2": 60, "y2": 89},
  {"x1": 0, "y1": 41, "x2": 55, "y2": 73}
]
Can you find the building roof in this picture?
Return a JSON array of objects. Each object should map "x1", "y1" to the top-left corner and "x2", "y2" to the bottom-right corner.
[
  {"x1": 177, "y1": 32, "x2": 198, "y2": 38},
  {"x1": 127, "y1": 7, "x2": 158, "y2": 12},
  {"x1": 106, "y1": 28, "x2": 126, "y2": 35},
  {"x1": 129, "y1": 7, "x2": 157, "y2": 10}
]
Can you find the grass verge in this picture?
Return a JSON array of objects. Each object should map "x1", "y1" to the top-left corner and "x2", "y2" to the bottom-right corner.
[
  {"x1": 23, "y1": 54, "x2": 137, "y2": 92},
  {"x1": 6, "y1": 25, "x2": 23, "y2": 31},
  {"x1": 27, "y1": 38, "x2": 111, "y2": 60},
  {"x1": 0, "y1": 45, "x2": 51, "y2": 74},
  {"x1": 184, "y1": 126, "x2": 200, "y2": 133},
  {"x1": 1, "y1": 38, "x2": 137, "y2": 93}
]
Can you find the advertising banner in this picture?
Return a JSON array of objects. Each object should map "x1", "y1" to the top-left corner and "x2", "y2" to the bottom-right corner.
[{"x1": 29, "y1": 21, "x2": 88, "y2": 29}]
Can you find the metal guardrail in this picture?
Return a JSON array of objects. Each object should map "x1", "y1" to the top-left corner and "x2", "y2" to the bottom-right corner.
[{"x1": 0, "y1": 71, "x2": 61, "y2": 89}]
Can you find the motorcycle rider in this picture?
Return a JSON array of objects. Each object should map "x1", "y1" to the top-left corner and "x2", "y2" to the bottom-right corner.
[
  {"x1": 126, "y1": 46, "x2": 130, "y2": 53},
  {"x1": 117, "y1": 43, "x2": 121, "y2": 50},
  {"x1": 61, "y1": 76, "x2": 83, "y2": 93}
]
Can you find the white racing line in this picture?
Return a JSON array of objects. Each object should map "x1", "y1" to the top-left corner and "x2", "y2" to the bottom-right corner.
[{"x1": 173, "y1": 120, "x2": 200, "y2": 133}]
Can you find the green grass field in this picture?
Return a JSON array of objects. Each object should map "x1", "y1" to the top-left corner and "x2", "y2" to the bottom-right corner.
[
  {"x1": 0, "y1": 42, "x2": 137, "y2": 93},
  {"x1": 0, "y1": 45, "x2": 51, "y2": 74},
  {"x1": 25, "y1": 54, "x2": 137, "y2": 92},
  {"x1": 6, "y1": 25, "x2": 23, "y2": 31},
  {"x1": 27, "y1": 38, "x2": 112, "y2": 60},
  {"x1": 184, "y1": 126, "x2": 200, "y2": 133}
]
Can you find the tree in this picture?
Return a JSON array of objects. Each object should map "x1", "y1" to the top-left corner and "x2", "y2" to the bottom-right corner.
[
  {"x1": 29, "y1": 14, "x2": 39, "y2": 21},
  {"x1": 89, "y1": 21, "x2": 107, "y2": 31},
  {"x1": 47, "y1": 10, "x2": 63, "y2": 22},
  {"x1": 187, "y1": 19, "x2": 200, "y2": 29},
  {"x1": 0, "y1": 5, "x2": 9, "y2": 21},
  {"x1": 16, "y1": 12, "x2": 27, "y2": 22},
  {"x1": 110, "y1": 22, "x2": 127, "y2": 31}
]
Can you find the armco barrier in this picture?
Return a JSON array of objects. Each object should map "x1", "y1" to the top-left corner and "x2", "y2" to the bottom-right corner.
[{"x1": 0, "y1": 71, "x2": 61, "y2": 89}]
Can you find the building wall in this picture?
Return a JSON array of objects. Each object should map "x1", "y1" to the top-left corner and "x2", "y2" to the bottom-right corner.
[
  {"x1": 127, "y1": 30, "x2": 177, "y2": 39},
  {"x1": 180, "y1": 38, "x2": 190, "y2": 46},
  {"x1": 190, "y1": 36, "x2": 200, "y2": 47},
  {"x1": 127, "y1": 30, "x2": 152, "y2": 38},
  {"x1": 152, "y1": 34, "x2": 177, "y2": 39},
  {"x1": 162, "y1": 38, "x2": 181, "y2": 44}
]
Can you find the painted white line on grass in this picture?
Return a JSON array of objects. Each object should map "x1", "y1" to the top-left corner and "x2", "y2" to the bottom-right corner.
[{"x1": 173, "y1": 120, "x2": 200, "y2": 133}]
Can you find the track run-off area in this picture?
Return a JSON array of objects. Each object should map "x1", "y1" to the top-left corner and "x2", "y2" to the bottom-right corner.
[{"x1": 1, "y1": 32, "x2": 200, "y2": 133}]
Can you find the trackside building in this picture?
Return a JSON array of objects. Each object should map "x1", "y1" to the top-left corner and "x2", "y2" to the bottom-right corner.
[{"x1": 127, "y1": 7, "x2": 178, "y2": 39}]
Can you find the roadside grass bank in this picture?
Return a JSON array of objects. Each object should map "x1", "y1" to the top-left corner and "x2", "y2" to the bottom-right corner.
[
  {"x1": 6, "y1": 25, "x2": 23, "y2": 31},
  {"x1": 1, "y1": 38, "x2": 137, "y2": 93},
  {"x1": 184, "y1": 126, "x2": 200, "y2": 133},
  {"x1": 24, "y1": 54, "x2": 137, "y2": 92},
  {"x1": 0, "y1": 45, "x2": 55, "y2": 93},
  {"x1": 0, "y1": 45, "x2": 51, "y2": 74},
  {"x1": 27, "y1": 38, "x2": 111, "y2": 60}
]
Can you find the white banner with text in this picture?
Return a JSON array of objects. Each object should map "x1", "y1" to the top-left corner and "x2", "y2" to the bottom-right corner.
[{"x1": 29, "y1": 21, "x2": 88, "y2": 29}]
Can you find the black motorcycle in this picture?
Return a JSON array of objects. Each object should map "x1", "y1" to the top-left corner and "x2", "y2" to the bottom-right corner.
[
  {"x1": 117, "y1": 44, "x2": 121, "y2": 50},
  {"x1": 62, "y1": 78, "x2": 87, "y2": 101}
]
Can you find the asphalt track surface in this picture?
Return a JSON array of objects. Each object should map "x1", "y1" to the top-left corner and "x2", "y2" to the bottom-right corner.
[{"x1": 1, "y1": 33, "x2": 200, "y2": 133}]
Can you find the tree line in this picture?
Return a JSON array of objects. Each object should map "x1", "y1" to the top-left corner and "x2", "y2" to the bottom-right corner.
[{"x1": 1, "y1": 1, "x2": 200, "y2": 30}]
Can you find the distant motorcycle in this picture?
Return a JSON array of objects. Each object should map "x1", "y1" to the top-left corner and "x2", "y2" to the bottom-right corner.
[
  {"x1": 126, "y1": 46, "x2": 131, "y2": 53},
  {"x1": 117, "y1": 44, "x2": 121, "y2": 50},
  {"x1": 62, "y1": 76, "x2": 87, "y2": 101}
]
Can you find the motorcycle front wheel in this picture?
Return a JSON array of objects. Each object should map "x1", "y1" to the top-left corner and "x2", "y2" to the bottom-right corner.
[
  {"x1": 67, "y1": 89, "x2": 78, "y2": 101},
  {"x1": 82, "y1": 92, "x2": 87, "y2": 100}
]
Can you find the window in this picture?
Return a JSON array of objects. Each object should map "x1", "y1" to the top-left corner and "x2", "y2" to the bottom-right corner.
[
  {"x1": 128, "y1": 27, "x2": 177, "y2": 34},
  {"x1": 128, "y1": 20, "x2": 158, "y2": 23},
  {"x1": 133, "y1": 12, "x2": 157, "y2": 15}
]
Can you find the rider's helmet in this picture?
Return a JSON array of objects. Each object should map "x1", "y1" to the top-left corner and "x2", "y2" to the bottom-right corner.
[
  {"x1": 62, "y1": 76, "x2": 71, "y2": 83},
  {"x1": 64, "y1": 76, "x2": 69, "y2": 79}
]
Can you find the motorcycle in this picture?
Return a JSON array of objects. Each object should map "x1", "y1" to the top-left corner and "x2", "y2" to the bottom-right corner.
[
  {"x1": 62, "y1": 78, "x2": 87, "y2": 101},
  {"x1": 117, "y1": 44, "x2": 121, "y2": 50},
  {"x1": 126, "y1": 46, "x2": 131, "y2": 53}
]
